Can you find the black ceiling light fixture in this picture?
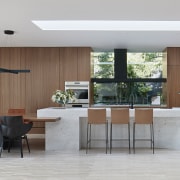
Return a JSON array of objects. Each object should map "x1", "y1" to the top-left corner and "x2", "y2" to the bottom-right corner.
[
  {"x1": 0, "y1": 30, "x2": 30, "y2": 74},
  {"x1": 0, "y1": 68, "x2": 30, "y2": 74},
  {"x1": 4, "y1": 30, "x2": 15, "y2": 35}
]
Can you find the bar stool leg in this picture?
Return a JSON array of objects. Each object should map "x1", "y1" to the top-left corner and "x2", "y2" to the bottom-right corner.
[
  {"x1": 149, "y1": 123, "x2": 154, "y2": 154},
  {"x1": 0, "y1": 147, "x2": 2, "y2": 157},
  {"x1": 133, "y1": 122, "x2": 135, "y2": 153},
  {"x1": 106, "y1": 122, "x2": 108, "y2": 154},
  {"x1": 110, "y1": 123, "x2": 112, "y2": 154},
  {"x1": 151, "y1": 123, "x2": 154, "y2": 154},
  {"x1": 86, "y1": 123, "x2": 89, "y2": 154},
  {"x1": 128, "y1": 123, "x2": 131, "y2": 154},
  {"x1": 89, "y1": 124, "x2": 91, "y2": 149}
]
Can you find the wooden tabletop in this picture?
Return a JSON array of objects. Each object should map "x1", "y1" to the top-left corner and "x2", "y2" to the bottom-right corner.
[
  {"x1": 0, "y1": 113, "x2": 61, "y2": 122},
  {"x1": 24, "y1": 115, "x2": 61, "y2": 122}
]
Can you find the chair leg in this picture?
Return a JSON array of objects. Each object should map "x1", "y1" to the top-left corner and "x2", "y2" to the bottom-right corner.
[
  {"x1": 133, "y1": 122, "x2": 135, "y2": 153},
  {"x1": 86, "y1": 122, "x2": 108, "y2": 154},
  {"x1": 0, "y1": 142, "x2": 3, "y2": 157},
  {"x1": 24, "y1": 135, "x2": 30, "y2": 153},
  {"x1": 0, "y1": 147, "x2": 2, "y2": 157},
  {"x1": 86, "y1": 123, "x2": 89, "y2": 154},
  {"x1": 106, "y1": 122, "x2": 108, "y2": 154},
  {"x1": 110, "y1": 123, "x2": 130, "y2": 154},
  {"x1": 19, "y1": 138, "x2": 23, "y2": 158},
  {"x1": 110, "y1": 123, "x2": 112, "y2": 154},
  {"x1": 89, "y1": 124, "x2": 91, "y2": 149},
  {"x1": 151, "y1": 123, "x2": 154, "y2": 154},
  {"x1": 128, "y1": 123, "x2": 131, "y2": 154},
  {"x1": 150, "y1": 125, "x2": 152, "y2": 149},
  {"x1": 86, "y1": 123, "x2": 92, "y2": 153},
  {"x1": 133, "y1": 123, "x2": 154, "y2": 154},
  {"x1": 8, "y1": 139, "x2": 12, "y2": 153}
]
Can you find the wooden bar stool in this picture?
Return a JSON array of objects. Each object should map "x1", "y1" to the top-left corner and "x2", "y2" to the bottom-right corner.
[
  {"x1": 133, "y1": 108, "x2": 154, "y2": 154},
  {"x1": 110, "y1": 108, "x2": 130, "y2": 154},
  {"x1": 86, "y1": 108, "x2": 108, "y2": 154}
]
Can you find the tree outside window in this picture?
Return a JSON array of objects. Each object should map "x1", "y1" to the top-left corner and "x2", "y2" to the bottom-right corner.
[{"x1": 91, "y1": 51, "x2": 166, "y2": 106}]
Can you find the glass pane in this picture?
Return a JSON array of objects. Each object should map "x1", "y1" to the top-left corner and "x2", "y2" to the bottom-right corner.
[
  {"x1": 93, "y1": 82, "x2": 167, "y2": 106},
  {"x1": 91, "y1": 52, "x2": 114, "y2": 78},
  {"x1": 127, "y1": 52, "x2": 166, "y2": 78}
]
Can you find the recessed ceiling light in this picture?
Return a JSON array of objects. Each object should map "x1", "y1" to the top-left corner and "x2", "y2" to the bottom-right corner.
[{"x1": 32, "y1": 20, "x2": 180, "y2": 31}]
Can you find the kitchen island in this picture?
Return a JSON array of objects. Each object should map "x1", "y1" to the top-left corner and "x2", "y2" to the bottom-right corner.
[{"x1": 37, "y1": 107, "x2": 180, "y2": 151}]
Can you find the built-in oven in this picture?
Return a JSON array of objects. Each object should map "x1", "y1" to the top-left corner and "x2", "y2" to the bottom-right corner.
[{"x1": 65, "y1": 81, "x2": 90, "y2": 107}]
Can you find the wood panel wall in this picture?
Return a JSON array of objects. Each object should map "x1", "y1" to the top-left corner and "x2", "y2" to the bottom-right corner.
[
  {"x1": 0, "y1": 47, "x2": 91, "y2": 114},
  {"x1": 166, "y1": 47, "x2": 180, "y2": 107},
  {"x1": 2, "y1": 47, "x2": 180, "y2": 112}
]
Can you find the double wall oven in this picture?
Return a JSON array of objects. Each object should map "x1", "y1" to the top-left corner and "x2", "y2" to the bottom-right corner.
[{"x1": 65, "y1": 81, "x2": 90, "y2": 107}]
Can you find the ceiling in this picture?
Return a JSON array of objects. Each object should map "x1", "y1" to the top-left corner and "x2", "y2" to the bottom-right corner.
[{"x1": 1, "y1": 0, "x2": 180, "y2": 52}]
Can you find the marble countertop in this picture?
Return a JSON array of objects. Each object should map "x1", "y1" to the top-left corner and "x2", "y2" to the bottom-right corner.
[{"x1": 38, "y1": 107, "x2": 180, "y2": 118}]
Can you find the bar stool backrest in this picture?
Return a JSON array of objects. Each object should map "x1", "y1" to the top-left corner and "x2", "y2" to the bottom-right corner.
[
  {"x1": 111, "y1": 108, "x2": 129, "y2": 124},
  {"x1": 88, "y1": 108, "x2": 106, "y2": 124},
  {"x1": 135, "y1": 108, "x2": 153, "y2": 124}
]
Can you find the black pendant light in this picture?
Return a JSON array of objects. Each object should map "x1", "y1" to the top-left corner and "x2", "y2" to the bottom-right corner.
[
  {"x1": 0, "y1": 68, "x2": 30, "y2": 74},
  {"x1": 0, "y1": 30, "x2": 30, "y2": 74}
]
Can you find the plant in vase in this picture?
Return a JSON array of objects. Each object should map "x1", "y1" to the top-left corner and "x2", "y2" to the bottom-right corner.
[{"x1": 51, "y1": 89, "x2": 76, "y2": 107}]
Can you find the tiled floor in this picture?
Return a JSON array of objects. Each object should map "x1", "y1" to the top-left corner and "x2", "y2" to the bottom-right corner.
[{"x1": 1, "y1": 138, "x2": 180, "y2": 180}]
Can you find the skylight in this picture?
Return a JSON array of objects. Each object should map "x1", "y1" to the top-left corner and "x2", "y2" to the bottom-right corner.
[{"x1": 32, "y1": 20, "x2": 180, "y2": 31}]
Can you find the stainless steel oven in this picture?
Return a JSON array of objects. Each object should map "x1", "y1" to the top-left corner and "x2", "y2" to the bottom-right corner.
[{"x1": 65, "y1": 81, "x2": 90, "y2": 107}]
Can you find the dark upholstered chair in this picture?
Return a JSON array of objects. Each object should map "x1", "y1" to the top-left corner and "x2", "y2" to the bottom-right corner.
[
  {"x1": 0, "y1": 116, "x2": 33, "y2": 158},
  {"x1": 0, "y1": 124, "x2": 3, "y2": 157},
  {"x1": 7, "y1": 108, "x2": 32, "y2": 152}
]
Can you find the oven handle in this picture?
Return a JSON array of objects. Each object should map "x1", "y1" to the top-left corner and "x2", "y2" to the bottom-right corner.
[{"x1": 65, "y1": 85, "x2": 89, "y2": 88}]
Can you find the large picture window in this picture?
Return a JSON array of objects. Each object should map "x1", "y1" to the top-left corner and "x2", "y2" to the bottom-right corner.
[
  {"x1": 93, "y1": 82, "x2": 166, "y2": 105},
  {"x1": 91, "y1": 49, "x2": 167, "y2": 106}
]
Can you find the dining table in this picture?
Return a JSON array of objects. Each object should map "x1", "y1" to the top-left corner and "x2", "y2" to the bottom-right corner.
[
  {"x1": 23, "y1": 114, "x2": 61, "y2": 122},
  {"x1": 0, "y1": 113, "x2": 61, "y2": 122}
]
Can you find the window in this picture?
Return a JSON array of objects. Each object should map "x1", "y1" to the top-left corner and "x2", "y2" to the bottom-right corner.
[
  {"x1": 127, "y1": 52, "x2": 165, "y2": 79},
  {"x1": 93, "y1": 82, "x2": 166, "y2": 105},
  {"x1": 91, "y1": 49, "x2": 167, "y2": 106},
  {"x1": 91, "y1": 52, "x2": 114, "y2": 78}
]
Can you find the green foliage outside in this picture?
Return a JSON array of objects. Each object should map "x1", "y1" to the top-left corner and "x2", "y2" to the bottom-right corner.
[
  {"x1": 92, "y1": 52, "x2": 163, "y2": 105},
  {"x1": 92, "y1": 52, "x2": 114, "y2": 78},
  {"x1": 127, "y1": 52, "x2": 162, "y2": 78}
]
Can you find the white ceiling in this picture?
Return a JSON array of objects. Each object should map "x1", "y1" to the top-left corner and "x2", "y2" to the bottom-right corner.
[{"x1": 1, "y1": 0, "x2": 180, "y2": 52}]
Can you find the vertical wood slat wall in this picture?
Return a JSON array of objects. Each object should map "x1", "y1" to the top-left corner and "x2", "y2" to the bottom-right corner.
[
  {"x1": 166, "y1": 47, "x2": 180, "y2": 108},
  {"x1": 0, "y1": 47, "x2": 91, "y2": 114},
  {"x1": 1, "y1": 47, "x2": 180, "y2": 112}
]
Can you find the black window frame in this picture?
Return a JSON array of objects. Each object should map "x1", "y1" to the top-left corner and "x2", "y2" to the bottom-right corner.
[{"x1": 91, "y1": 49, "x2": 166, "y2": 83}]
